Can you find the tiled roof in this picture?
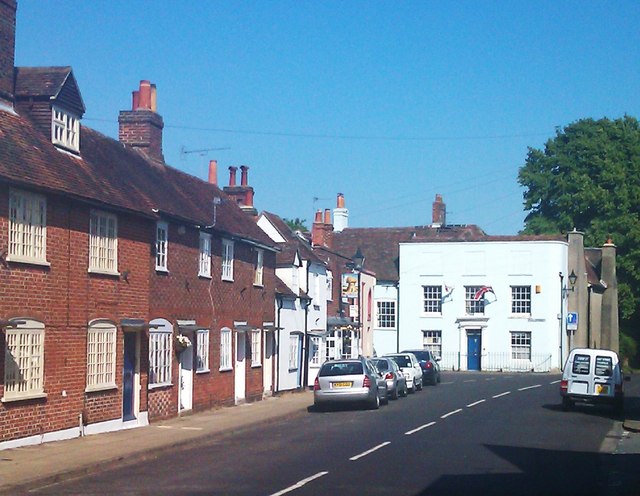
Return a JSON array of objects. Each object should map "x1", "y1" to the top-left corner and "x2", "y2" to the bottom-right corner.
[
  {"x1": 275, "y1": 276, "x2": 297, "y2": 298},
  {"x1": 14, "y1": 66, "x2": 73, "y2": 98},
  {"x1": 0, "y1": 108, "x2": 276, "y2": 248},
  {"x1": 261, "y1": 211, "x2": 324, "y2": 265}
]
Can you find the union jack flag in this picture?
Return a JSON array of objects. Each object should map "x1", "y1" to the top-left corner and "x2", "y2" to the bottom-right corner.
[{"x1": 474, "y1": 286, "x2": 495, "y2": 301}]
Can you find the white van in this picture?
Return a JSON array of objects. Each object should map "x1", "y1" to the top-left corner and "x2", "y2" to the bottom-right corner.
[{"x1": 560, "y1": 348, "x2": 627, "y2": 413}]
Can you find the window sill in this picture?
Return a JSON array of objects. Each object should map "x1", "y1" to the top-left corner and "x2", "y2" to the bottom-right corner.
[
  {"x1": 251, "y1": 364, "x2": 262, "y2": 369},
  {"x1": 85, "y1": 384, "x2": 118, "y2": 393},
  {"x1": 88, "y1": 268, "x2": 120, "y2": 277},
  {"x1": 198, "y1": 273, "x2": 212, "y2": 279},
  {"x1": 219, "y1": 367, "x2": 233, "y2": 373},
  {"x1": 5, "y1": 256, "x2": 51, "y2": 267},
  {"x1": 222, "y1": 277, "x2": 234, "y2": 283},
  {"x1": 196, "y1": 369, "x2": 210, "y2": 374},
  {"x1": 288, "y1": 368, "x2": 299, "y2": 372},
  {"x1": 148, "y1": 382, "x2": 173, "y2": 390},
  {"x1": 2, "y1": 392, "x2": 47, "y2": 403},
  {"x1": 253, "y1": 283, "x2": 264, "y2": 288},
  {"x1": 509, "y1": 314, "x2": 532, "y2": 319},
  {"x1": 155, "y1": 268, "x2": 169, "y2": 274}
]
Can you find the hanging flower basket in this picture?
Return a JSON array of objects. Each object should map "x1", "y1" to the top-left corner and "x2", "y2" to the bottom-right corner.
[{"x1": 174, "y1": 334, "x2": 192, "y2": 354}]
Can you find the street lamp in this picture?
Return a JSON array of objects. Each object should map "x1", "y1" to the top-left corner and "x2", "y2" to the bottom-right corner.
[
  {"x1": 345, "y1": 248, "x2": 365, "y2": 358},
  {"x1": 561, "y1": 269, "x2": 577, "y2": 298}
]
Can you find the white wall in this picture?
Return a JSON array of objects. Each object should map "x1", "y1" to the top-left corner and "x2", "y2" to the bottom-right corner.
[
  {"x1": 373, "y1": 283, "x2": 398, "y2": 356},
  {"x1": 399, "y1": 240, "x2": 568, "y2": 371}
]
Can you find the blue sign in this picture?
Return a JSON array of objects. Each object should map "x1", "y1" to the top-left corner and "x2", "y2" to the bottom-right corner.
[{"x1": 567, "y1": 312, "x2": 578, "y2": 331}]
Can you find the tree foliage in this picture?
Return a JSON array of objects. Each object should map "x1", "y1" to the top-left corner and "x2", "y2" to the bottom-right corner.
[
  {"x1": 283, "y1": 217, "x2": 308, "y2": 232},
  {"x1": 518, "y1": 116, "x2": 640, "y2": 360}
]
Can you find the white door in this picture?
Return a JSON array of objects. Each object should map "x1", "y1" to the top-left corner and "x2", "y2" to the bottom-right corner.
[
  {"x1": 263, "y1": 332, "x2": 273, "y2": 396},
  {"x1": 179, "y1": 345, "x2": 193, "y2": 412},
  {"x1": 235, "y1": 332, "x2": 246, "y2": 404}
]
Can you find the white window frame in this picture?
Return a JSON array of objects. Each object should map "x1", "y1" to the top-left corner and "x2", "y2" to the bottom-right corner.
[
  {"x1": 511, "y1": 286, "x2": 532, "y2": 316},
  {"x1": 149, "y1": 319, "x2": 172, "y2": 387},
  {"x1": 199, "y1": 232, "x2": 212, "y2": 278},
  {"x1": 51, "y1": 105, "x2": 80, "y2": 152},
  {"x1": 219, "y1": 327, "x2": 232, "y2": 371},
  {"x1": 310, "y1": 336, "x2": 322, "y2": 365},
  {"x1": 465, "y1": 286, "x2": 485, "y2": 315},
  {"x1": 288, "y1": 335, "x2": 299, "y2": 370},
  {"x1": 86, "y1": 320, "x2": 117, "y2": 392},
  {"x1": 422, "y1": 285, "x2": 442, "y2": 314},
  {"x1": 222, "y1": 239, "x2": 234, "y2": 281},
  {"x1": 155, "y1": 221, "x2": 168, "y2": 272},
  {"x1": 8, "y1": 189, "x2": 49, "y2": 266},
  {"x1": 376, "y1": 300, "x2": 396, "y2": 328},
  {"x1": 251, "y1": 329, "x2": 262, "y2": 367},
  {"x1": 326, "y1": 271, "x2": 333, "y2": 301},
  {"x1": 196, "y1": 329, "x2": 210, "y2": 373},
  {"x1": 89, "y1": 210, "x2": 118, "y2": 275},
  {"x1": 511, "y1": 331, "x2": 532, "y2": 360},
  {"x1": 422, "y1": 330, "x2": 442, "y2": 358},
  {"x1": 2, "y1": 319, "x2": 46, "y2": 402},
  {"x1": 254, "y1": 248, "x2": 264, "y2": 286}
]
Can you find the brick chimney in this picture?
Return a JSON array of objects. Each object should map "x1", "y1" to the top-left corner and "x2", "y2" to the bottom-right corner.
[
  {"x1": 118, "y1": 80, "x2": 165, "y2": 165},
  {"x1": 208, "y1": 160, "x2": 218, "y2": 185},
  {"x1": 0, "y1": 0, "x2": 17, "y2": 107},
  {"x1": 312, "y1": 209, "x2": 334, "y2": 248},
  {"x1": 333, "y1": 192, "x2": 349, "y2": 232},
  {"x1": 223, "y1": 165, "x2": 257, "y2": 217},
  {"x1": 431, "y1": 194, "x2": 446, "y2": 228}
]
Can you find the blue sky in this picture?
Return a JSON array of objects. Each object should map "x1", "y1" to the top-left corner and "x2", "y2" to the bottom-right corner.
[{"x1": 14, "y1": 1, "x2": 640, "y2": 234}]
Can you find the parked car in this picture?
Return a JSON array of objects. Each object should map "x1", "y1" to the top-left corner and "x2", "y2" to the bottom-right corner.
[
  {"x1": 402, "y1": 349, "x2": 441, "y2": 385},
  {"x1": 314, "y1": 358, "x2": 388, "y2": 410},
  {"x1": 560, "y1": 348, "x2": 629, "y2": 413},
  {"x1": 385, "y1": 353, "x2": 423, "y2": 393},
  {"x1": 371, "y1": 357, "x2": 407, "y2": 400}
]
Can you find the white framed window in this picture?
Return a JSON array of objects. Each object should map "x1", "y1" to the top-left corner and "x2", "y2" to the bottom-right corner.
[
  {"x1": 288, "y1": 335, "x2": 299, "y2": 370},
  {"x1": 376, "y1": 300, "x2": 396, "y2": 328},
  {"x1": 220, "y1": 327, "x2": 232, "y2": 371},
  {"x1": 149, "y1": 319, "x2": 172, "y2": 387},
  {"x1": 86, "y1": 320, "x2": 117, "y2": 392},
  {"x1": 199, "y1": 232, "x2": 211, "y2": 278},
  {"x1": 8, "y1": 189, "x2": 48, "y2": 265},
  {"x1": 51, "y1": 105, "x2": 80, "y2": 152},
  {"x1": 326, "y1": 272, "x2": 333, "y2": 301},
  {"x1": 423, "y1": 285, "x2": 442, "y2": 314},
  {"x1": 310, "y1": 336, "x2": 322, "y2": 365},
  {"x1": 251, "y1": 330, "x2": 261, "y2": 367},
  {"x1": 196, "y1": 329, "x2": 210, "y2": 373},
  {"x1": 89, "y1": 210, "x2": 118, "y2": 274},
  {"x1": 254, "y1": 248, "x2": 264, "y2": 286},
  {"x1": 422, "y1": 330, "x2": 442, "y2": 358},
  {"x1": 511, "y1": 286, "x2": 532, "y2": 315},
  {"x1": 465, "y1": 286, "x2": 485, "y2": 315},
  {"x1": 2, "y1": 319, "x2": 45, "y2": 402},
  {"x1": 222, "y1": 239, "x2": 234, "y2": 281},
  {"x1": 155, "y1": 221, "x2": 168, "y2": 272},
  {"x1": 511, "y1": 331, "x2": 531, "y2": 360}
]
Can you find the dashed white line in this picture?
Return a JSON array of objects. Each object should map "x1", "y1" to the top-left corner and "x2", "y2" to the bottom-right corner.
[
  {"x1": 350, "y1": 441, "x2": 391, "y2": 461},
  {"x1": 550, "y1": 379, "x2": 561, "y2": 385},
  {"x1": 405, "y1": 421, "x2": 436, "y2": 435},
  {"x1": 270, "y1": 472, "x2": 329, "y2": 496},
  {"x1": 466, "y1": 399, "x2": 486, "y2": 408},
  {"x1": 463, "y1": 379, "x2": 477, "y2": 383},
  {"x1": 518, "y1": 384, "x2": 542, "y2": 391},
  {"x1": 441, "y1": 408, "x2": 463, "y2": 419},
  {"x1": 493, "y1": 391, "x2": 511, "y2": 398}
]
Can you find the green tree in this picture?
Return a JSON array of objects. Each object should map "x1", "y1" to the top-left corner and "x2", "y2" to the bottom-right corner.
[
  {"x1": 283, "y1": 217, "x2": 308, "y2": 232},
  {"x1": 518, "y1": 116, "x2": 640, "y2": 364}
]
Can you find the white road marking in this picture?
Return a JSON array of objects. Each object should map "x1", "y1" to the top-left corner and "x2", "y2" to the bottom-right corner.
[
  {"x1": 156, "y1": 426, "x2": 173, "y2": 429},
  {"x1": 441, "y1": 408, "x2": 463, "y2": 419},
  {"x1": 441, "y1": 381, "x2": 455, "y2": 385},
  {"x1": 350, "y1": 441, "x2": 391, "y2": 461},
  {"x1": 518, "y1": 384, "x2": 542, "y2": 391},
  {"x1": 466, "y1": 399, "x2": 486, "y2": 408},
  {"x1": 405, "y1": 421, "x2": 436, "y2": 435},
  {"x1": 484, "y1": 378, "x2": 496, "y2": 381},
  {"x1": 493, "y1": 391, "x2": 511, "y2": 398},
  {"x1": 270, "y1": 472, "x2": 329, "y2": 496},
  {"x1": 463, "y1": 380, "x2": 477, "y2": 383},
  {"x1": 550, "y1": 379, "x2": 561, "y2": 384},
  {"x1": 181, "y1": 427, "x2": 204, "y2": 431}
]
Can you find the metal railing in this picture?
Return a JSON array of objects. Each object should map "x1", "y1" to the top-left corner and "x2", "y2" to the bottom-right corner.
[{"x1": 439, "y1": 352, "x2": 552, "y2": 373}]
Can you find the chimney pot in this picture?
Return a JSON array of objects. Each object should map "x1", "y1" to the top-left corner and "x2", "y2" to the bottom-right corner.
[
  {"x1": 337, "y1": 193, "x2": 345, "y2": 208},
  {"x1": 132, "y1": 90, "x2": 140, "y2": 111},
  {"x1": 228, "y1": 166, "x2": 237, "y2": 186},
  {"x1": 240, "y1": 165, "x2": 249, "y2": 186},
  {"x1": 150, "y1": 84, "x2": 157, "y2": 112},
  {"x1": 138, "y1": 80, "x2": 151, "y2": 110},
  {"x1": 314, "y1": 210, "x2": 323, "y2": 223},
  {"x1": 208, "y1": 160, "x2": 218, "y2": 185},
  {"x1": 324, "y1": 209, "x2": 331, "y2": 225}
]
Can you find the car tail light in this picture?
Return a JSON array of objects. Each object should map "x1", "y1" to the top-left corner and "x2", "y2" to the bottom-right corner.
[
  {"x1": 363, "y1": 375, "x2": 372, "y2": 388},
  {"x1": 425, "y1": 362, "x2": 433, "y2": 369},
  {"x1": 314, "y1": 377, "x2": 320, "y2": 391},
  {"x1": 560, "y1": 379, "x2": 568, "y2": 393},
  {"x1": 385, "y1": 372, "x2": 394, "y2": 380}
]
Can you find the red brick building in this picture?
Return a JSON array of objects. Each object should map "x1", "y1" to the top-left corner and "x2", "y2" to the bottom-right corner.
[{"x1": 0, "y1": 0, "x2": 277, "y2": 448}]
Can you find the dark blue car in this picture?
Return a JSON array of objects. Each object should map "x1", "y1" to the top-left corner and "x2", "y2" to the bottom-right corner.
[{"x1": 401, "y1": 349, "x2": 441, "y2": 385}]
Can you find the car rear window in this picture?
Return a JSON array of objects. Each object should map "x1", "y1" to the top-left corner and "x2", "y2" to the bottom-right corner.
[
  {"x1": 390, "y1": 355, "x2": 411, "y2": 368},
  {"x1": 572, "y1": 354, "x2": 591, "y2": 375},
  {"x1": 319, "y1": 362, "x2": 364, "y2": 376},
  {"x1": 372, "y1": 360, "x2": 389, "y2": 371},
  {"x1": 595, "y1": 356, "x2": 613, "y2": 376}
]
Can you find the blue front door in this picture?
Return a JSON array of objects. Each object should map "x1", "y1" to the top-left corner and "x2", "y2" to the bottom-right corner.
[
  {"x1": 467, "y1": 331, "x2": 482, "y2": 371},
  {"x1": 123, "y1": 332, "x2": 136, "y2": 421}
]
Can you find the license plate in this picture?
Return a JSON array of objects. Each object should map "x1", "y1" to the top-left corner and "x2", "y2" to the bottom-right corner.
[
  {"x1": 596, "y1": 384, "x2": 609, "y2": 395},
  {"x1": 332, "y1": 382, "x2": 352, "y2": 388}
]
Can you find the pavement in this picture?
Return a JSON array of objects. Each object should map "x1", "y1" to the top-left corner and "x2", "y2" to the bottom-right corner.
[{"x1": 0, "y1": 384, "x2": 639, "y2": 495}]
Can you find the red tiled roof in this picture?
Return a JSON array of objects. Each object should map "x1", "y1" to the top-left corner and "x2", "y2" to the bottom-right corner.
[{"x1": 14, "y1": 66, "x2": 73, "y2": 98}]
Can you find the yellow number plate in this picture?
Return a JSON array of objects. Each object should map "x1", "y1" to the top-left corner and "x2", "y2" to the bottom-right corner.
[
  {"x1": 596, "y1": 384, "x2": 609, "y2": 394},
  {"x1": 332, "y1": 382, "x2": 353, "y2": 388}
]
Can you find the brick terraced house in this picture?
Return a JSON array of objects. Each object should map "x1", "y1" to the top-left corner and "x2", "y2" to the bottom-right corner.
[{"x1": 0, "y1": 0, "x2": 277, "y2": 448}]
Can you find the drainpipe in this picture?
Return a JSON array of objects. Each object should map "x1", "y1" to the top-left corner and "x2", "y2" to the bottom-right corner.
[
  {"x1": 395, "y1": 281, "x2": 400, "y2": 353},
  {"x1": 587, "y1": 285, "x2": 592, "y2": 349},
  {"x1": 559, "y1": 272, "x2": 564, "y2": 370},
  {"x1": 276, "y1": 295, "x2": 283, "y2": 393},
  {"x1": 302, "y1": 262, "x2": 311, "y2": 389}
]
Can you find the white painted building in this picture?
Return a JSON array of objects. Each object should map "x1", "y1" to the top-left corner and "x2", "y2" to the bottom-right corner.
[{"x1": 398, "y1": 239, "x2": 569, "y2": 372}]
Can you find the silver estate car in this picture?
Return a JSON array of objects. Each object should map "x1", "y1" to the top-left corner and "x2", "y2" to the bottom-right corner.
[
  {"x1": 371, "y1": 357, "x2": 407, "y2": 400},
  {"x1": 313, "y1": 358, "x2": 388, "y2": 410}
]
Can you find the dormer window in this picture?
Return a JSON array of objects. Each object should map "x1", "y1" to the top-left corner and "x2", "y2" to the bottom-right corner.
[{"x1": 52, "y1": 105, "x2": 79, "y2": 152}]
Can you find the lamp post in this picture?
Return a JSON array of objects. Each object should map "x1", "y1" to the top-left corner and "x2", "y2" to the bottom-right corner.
[
  {"x1": 346, "y1": 248, "x2": 365, "y2": 358},
  {"x1": 300, "y1": 294, "x2": 312, "y2": 389},
  {"x1": 559, "y1": 270, "x2": 578, "y2": 367}
]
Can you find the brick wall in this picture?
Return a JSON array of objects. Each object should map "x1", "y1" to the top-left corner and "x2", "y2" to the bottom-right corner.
[{"x1": 0, "y1": 0, "x2": 16, "y2": 106}]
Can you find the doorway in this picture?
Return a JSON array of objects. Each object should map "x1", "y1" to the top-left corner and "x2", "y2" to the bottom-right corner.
[
  {"x1": 467, "y1": 330, "x2": 482, "y2": 371},
  {"x1": 235, "y1": 332, "x2": 246, "y2": 404},
  {"x1": 179, "y1": 341, "x2": 193, "y2": 412},
  {"x1": 123, "y1": 331, "x2": 139, "y2": 421}
]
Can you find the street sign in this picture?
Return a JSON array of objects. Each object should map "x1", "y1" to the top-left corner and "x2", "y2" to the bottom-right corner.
[{"x1": 567, "y1": 312, "x2": 578, "y2": 331}]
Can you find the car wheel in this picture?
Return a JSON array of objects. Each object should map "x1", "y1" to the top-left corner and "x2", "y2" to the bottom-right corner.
[
  {"x1": 391, "y1": 386, "x2": 399, "y2": 400},
  {"x1": 437, "y1": 373, "x2": 441, "y2": 383},
  {"x1": 408, "y1": 385, "x2": 415, "y2": 394},
  {"x1": 561, "y1": 397, "x2": 573, "y2": 411},
  {"x1": 369, "y1": 393, "x2": 380, "y2": 410},
  {"x1": 416, "y1": 378, "x2": 423, "y2": 391},
  {"x1": 382, "y1": 393, "x2": 389, "y2": 405}
]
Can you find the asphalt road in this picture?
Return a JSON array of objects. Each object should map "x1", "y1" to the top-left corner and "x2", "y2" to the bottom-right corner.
[{"x1": 31, "y1": 372, "x2": 634, "y2": 496}]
